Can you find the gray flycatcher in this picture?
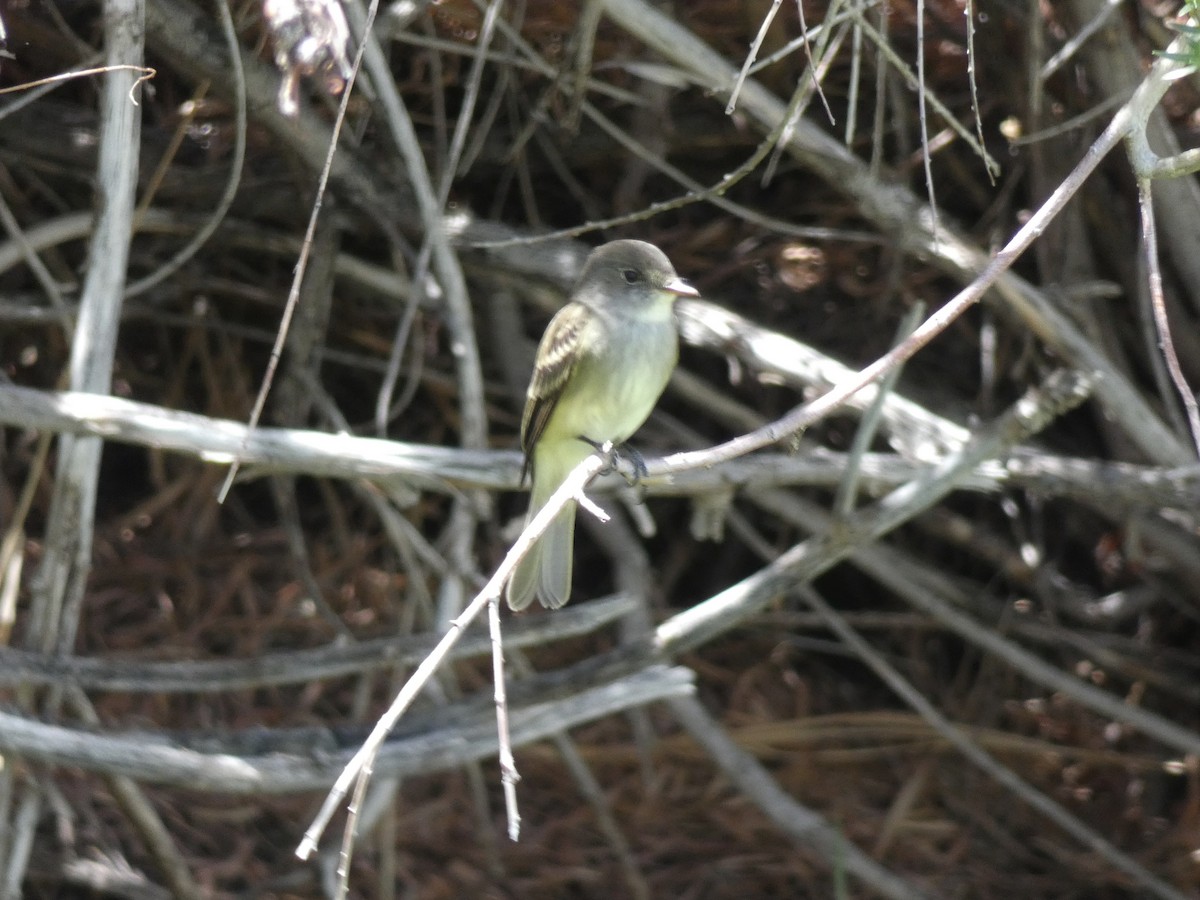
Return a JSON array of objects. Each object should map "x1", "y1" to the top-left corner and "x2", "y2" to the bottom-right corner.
[{"x1": 506, "y1": 240, "x2": 698, "y2": 610}]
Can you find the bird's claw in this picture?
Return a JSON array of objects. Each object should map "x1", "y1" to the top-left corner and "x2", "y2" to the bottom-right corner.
[{"x1": 581, "y1": 437, "x2": 647, "y2": 487}]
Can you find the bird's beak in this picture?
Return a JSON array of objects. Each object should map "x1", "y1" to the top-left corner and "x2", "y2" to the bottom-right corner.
[{"x1": 663, "y1": 276, "x2": 699, "y2": 297}]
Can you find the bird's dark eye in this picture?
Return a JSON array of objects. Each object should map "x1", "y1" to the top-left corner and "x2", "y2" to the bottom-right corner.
[{"x1": 622, "y1": 269, "x2": 642, "y2": 284}]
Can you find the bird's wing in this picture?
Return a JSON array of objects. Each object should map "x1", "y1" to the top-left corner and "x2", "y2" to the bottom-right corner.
[{"x1": 520, "y1": 303, "x2": 589, "y2": 480}]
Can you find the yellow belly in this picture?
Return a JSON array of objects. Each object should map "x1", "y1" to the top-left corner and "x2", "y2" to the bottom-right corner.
[{"x1": 541, "y1": 318, "x2": 677, "y2": 446}]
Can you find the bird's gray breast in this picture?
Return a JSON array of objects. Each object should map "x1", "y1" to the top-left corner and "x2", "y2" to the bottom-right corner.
[{"x1": 565, "y1": 312, "x2": 677, "y2": 444}]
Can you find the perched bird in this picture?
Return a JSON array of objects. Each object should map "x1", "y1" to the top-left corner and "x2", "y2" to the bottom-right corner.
[{"x1": 506, "y1": 240, "x2": 698, "y2": 610}]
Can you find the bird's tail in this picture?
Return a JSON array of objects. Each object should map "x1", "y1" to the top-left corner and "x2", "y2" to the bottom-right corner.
[{"x1": 506, "y1": 442, "x2": 587, "y2": 610}]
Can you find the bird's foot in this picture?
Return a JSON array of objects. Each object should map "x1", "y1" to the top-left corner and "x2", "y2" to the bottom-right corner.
[
  {"x1": 580, "y1": 437, "x2": 647, "y2": 487},
  {"x1": 580, "y1": 436, "x2": 619, "y2": 473}
]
